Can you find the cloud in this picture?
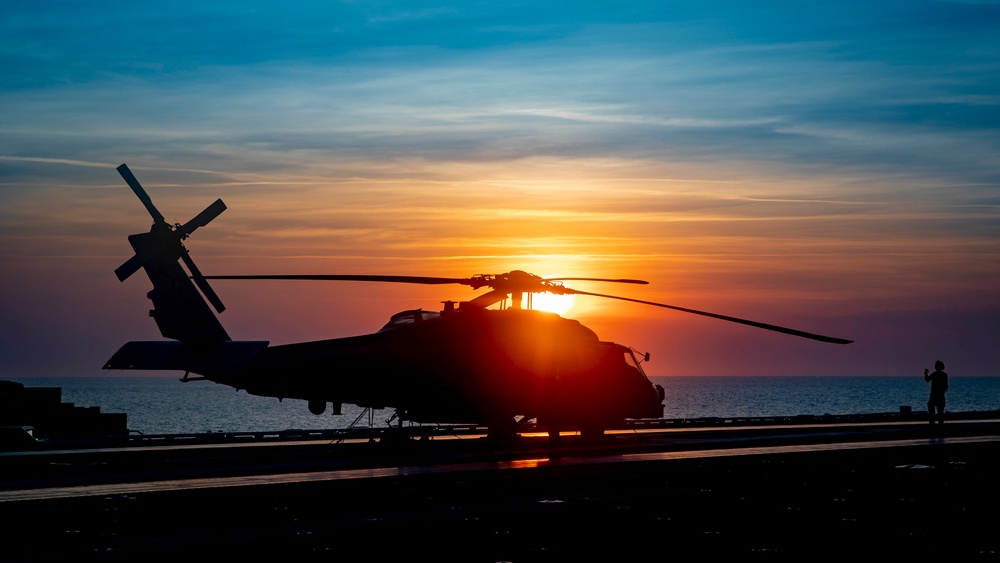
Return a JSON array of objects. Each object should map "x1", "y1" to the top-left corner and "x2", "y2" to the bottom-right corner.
[
  {"x1": 1, "y1": 2, "x2": 998, "y2": 376},
  {"x1": 0, "y1": 156, "x2": 114, "y2": 168}
]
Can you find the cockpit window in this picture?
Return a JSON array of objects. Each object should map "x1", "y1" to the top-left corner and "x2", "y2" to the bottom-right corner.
[{"x1": 623, "y1": 348, "x2": 648, "y2": 378}]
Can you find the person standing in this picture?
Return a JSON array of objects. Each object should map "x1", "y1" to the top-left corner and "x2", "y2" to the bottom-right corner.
[{"x1": 924, "y1": 360, "x2": 949, "y2": 425}]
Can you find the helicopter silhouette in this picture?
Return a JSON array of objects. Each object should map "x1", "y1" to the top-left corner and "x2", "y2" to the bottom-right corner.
[{"x1": 104, "y1": 164, "x2": 852, "y2": 438}]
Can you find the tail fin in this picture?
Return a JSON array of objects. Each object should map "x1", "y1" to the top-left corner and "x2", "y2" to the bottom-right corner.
[
  {"x1": 127, "y1": 230, "x2": 231, "y2": 342},
  {"x1": 114, "y1": 163, "x2": 230, "y2": 343}
]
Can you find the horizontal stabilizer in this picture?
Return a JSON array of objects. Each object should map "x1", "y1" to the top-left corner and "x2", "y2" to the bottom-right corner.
[{"x1": 104, "y1": 341, "x2": 269, "y2": 374}]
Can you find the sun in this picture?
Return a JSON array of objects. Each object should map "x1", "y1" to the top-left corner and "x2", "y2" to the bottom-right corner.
[{"x1": 527, "y1": 292, "x2": 576, "y2": 316}]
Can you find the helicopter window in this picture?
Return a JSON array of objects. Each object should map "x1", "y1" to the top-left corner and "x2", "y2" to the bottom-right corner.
[
  {"x1": 379, "y1": 309, "x2": 440, "y2": 331},
  {"x1": 622, "y1": 349, "x2": 649, "y2": 379}
]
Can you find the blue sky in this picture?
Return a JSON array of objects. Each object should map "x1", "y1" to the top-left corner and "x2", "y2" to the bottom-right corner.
[{"x1": 1, "y1": 1, "x2": 999, "y2": 377}]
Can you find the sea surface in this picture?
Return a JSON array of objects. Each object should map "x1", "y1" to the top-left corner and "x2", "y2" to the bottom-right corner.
[{"x1": 9, "y1": 376, "x2": 1000, "y2": 435}]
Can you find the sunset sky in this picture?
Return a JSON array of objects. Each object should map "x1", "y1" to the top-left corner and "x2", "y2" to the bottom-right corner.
[{"x1": 2, "y1": 1, "x2": 998, "y2": 377}]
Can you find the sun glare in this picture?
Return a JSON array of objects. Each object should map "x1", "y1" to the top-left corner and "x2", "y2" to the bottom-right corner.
[{"x1": 528, "y1": 292, "x2": 576, "y2": 316}]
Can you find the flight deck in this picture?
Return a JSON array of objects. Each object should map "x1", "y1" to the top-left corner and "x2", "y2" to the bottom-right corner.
[{"x1": 3, "y1": 415, "x2": 999, "y2": 561}]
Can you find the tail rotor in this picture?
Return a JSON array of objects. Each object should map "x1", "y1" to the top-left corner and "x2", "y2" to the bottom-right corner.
[{"x1": 114, "y1": 163, "x2": 227, "y2": 313}]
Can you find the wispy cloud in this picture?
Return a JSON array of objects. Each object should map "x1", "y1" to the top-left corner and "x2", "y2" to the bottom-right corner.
[{"x1": 0, "y1": 156, "x2": 114, "y2": 168}]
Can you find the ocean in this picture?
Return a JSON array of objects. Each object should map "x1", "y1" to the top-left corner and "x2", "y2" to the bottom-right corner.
[{"x1": 9, "y1": 375, "x2": 1000, "y2": 435}]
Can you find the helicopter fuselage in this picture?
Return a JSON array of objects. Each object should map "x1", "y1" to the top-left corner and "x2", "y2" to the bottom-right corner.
[{"x1": 215, "y1": 307, "x2": 664, "y2": 429}]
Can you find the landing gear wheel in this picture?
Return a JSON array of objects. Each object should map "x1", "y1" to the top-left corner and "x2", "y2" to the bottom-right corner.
[
  {"x1": 547, "y1": 425, "x2": 561, "y2": 444},
  {"x1": 487, "y1": 416, "x2": 519, "y2": 442},
  {"x1": 308, "y1": 399, "x2": 326, "y2": 415}
]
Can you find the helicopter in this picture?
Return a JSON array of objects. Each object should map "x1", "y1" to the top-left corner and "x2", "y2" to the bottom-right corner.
[{"x1": 104, "y1": 164, "x2": 852, "y2": 438}]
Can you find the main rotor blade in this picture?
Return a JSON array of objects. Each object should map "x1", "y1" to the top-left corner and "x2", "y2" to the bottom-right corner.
[
  {"x1": 567, "y1": 289, "x2": 853, "y2": 344},
  {"x1": 543, "y1": 277, "x2": 648, "y2": 285},
  {"x1": 200, "y1": 274, "x2": 476, "y2": 286},
  {"x1": 178, "y1": 199, "x2": 227, "y2": 236},
  {"x1": 181, "y1": 253, "x2": 226, "y2": 313},
  {"x1": 200, "y1": 273, "x2": 649, "y2": 291},
  {"x1": 117, "y1": 163, "x2": 165, "y2": 224}
]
